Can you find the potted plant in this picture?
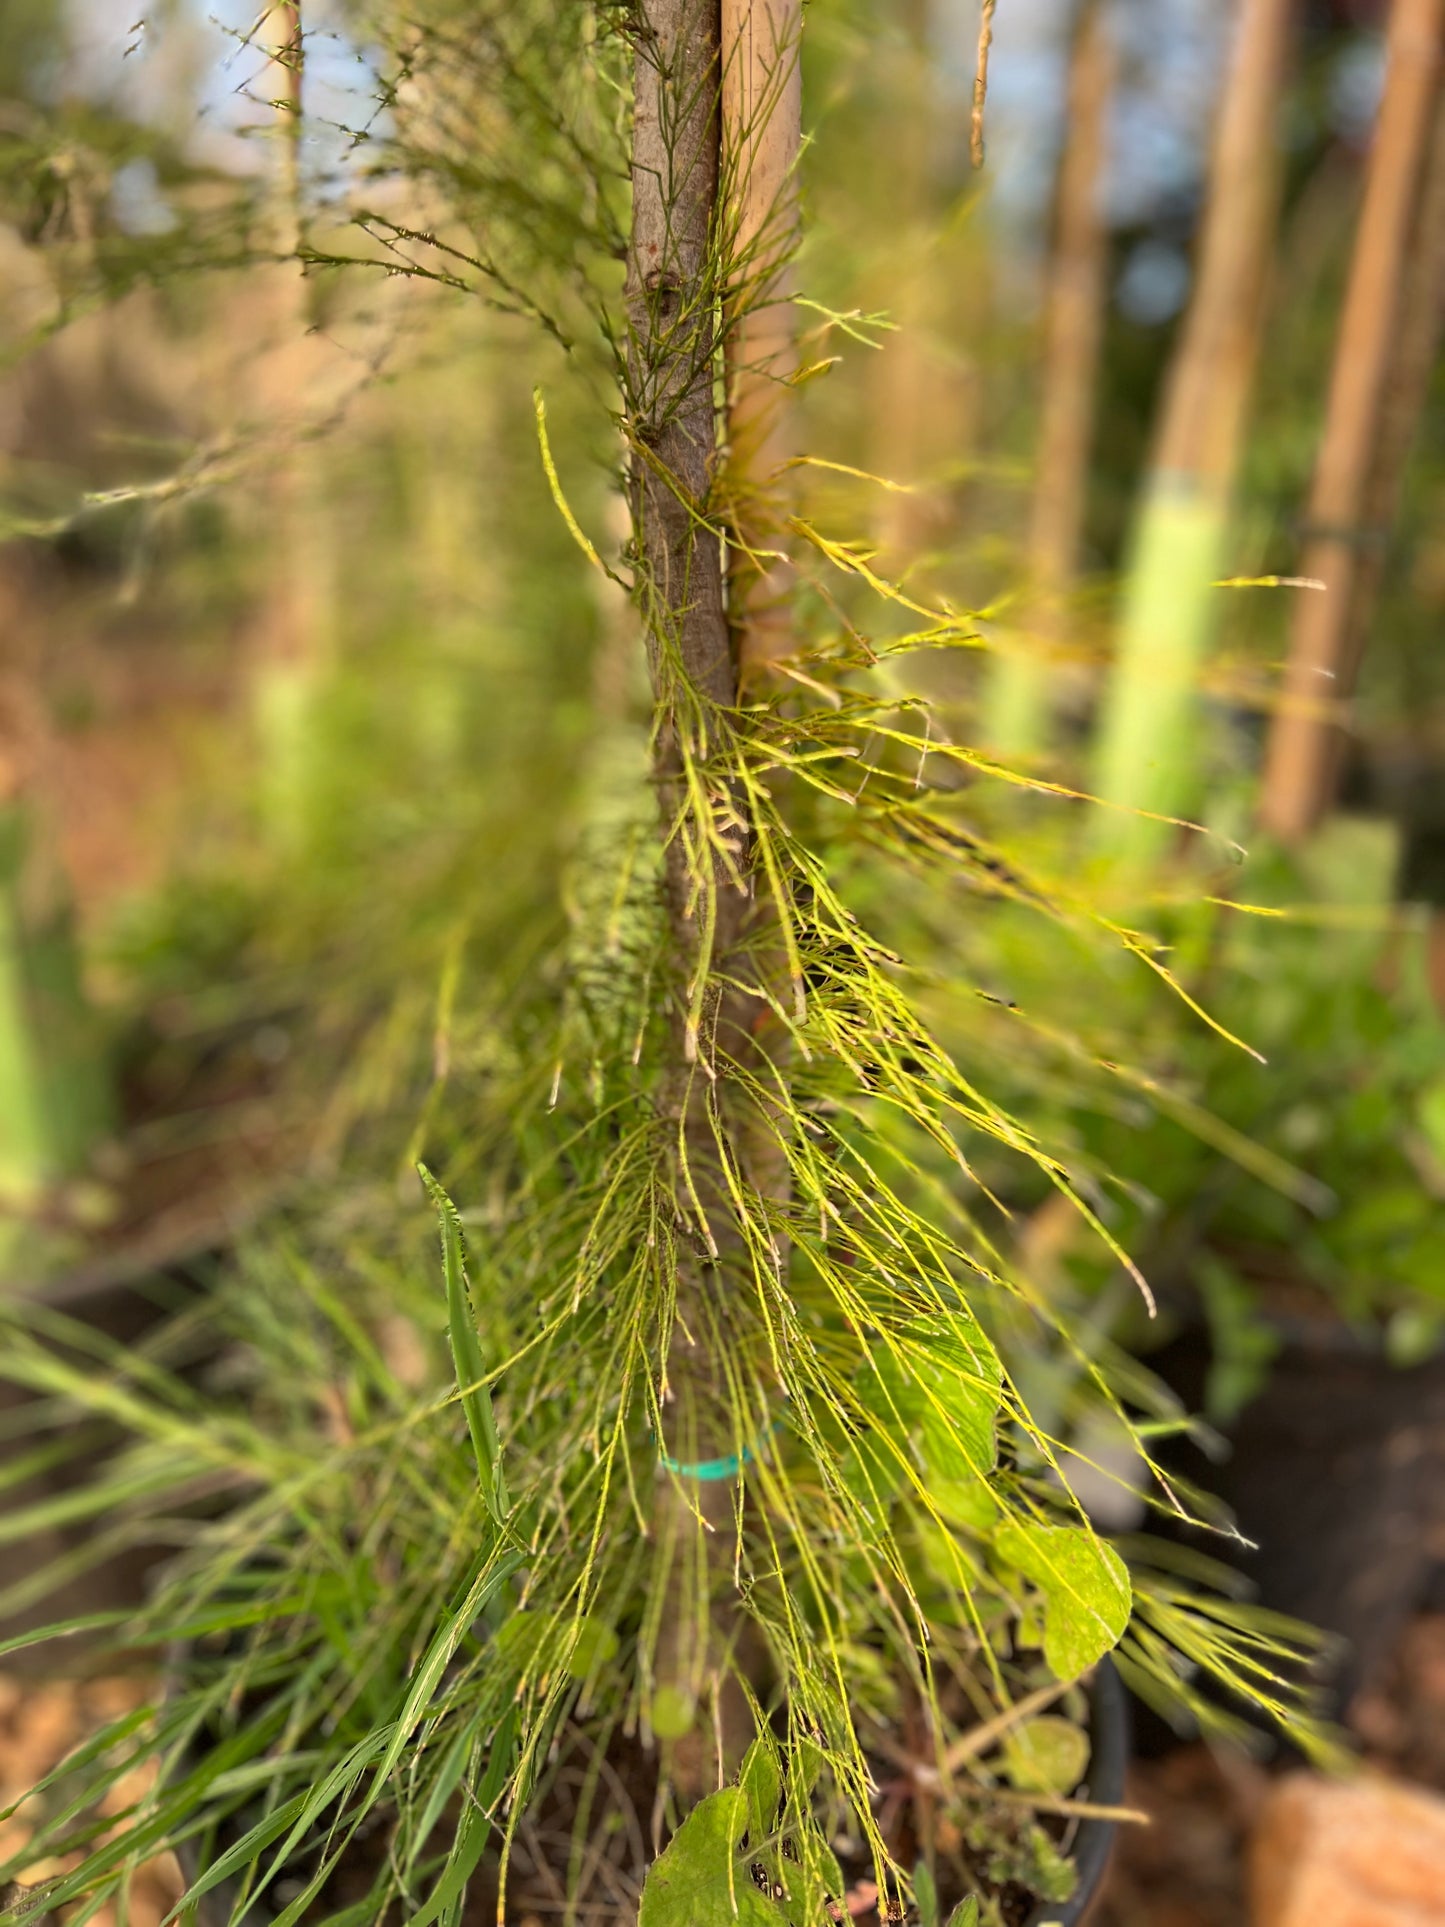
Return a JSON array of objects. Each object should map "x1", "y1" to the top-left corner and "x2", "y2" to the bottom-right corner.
[
  {"x1": 981, "y1": 835, "x2": 1445, "y2": 1701},
  {"x1": 0, "y1": 4, "x2": 1329, "y2": 1924}
]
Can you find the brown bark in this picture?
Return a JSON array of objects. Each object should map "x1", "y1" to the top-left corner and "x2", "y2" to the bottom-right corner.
[
  {"x1": 721, "y1": 0, "x2": 802, "y2": 675},
  {"x1": 1151, "y1": 0, "x2": 1296, "y2": 494},
  {"x1": 626, "y1": 0, "x2": 760, "y2": 1795},
  {"x1": 1260, "y1": 0, "x2": 1445, "y2": 840},
  {"x1": 628, "y1": 0, "x2": 730, "y2": 713}
]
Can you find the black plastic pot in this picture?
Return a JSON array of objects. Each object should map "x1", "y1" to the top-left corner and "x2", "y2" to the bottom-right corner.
[
  {"x1": 1024, "y1": 1657, "x2": 1129, "y2": 1927},
  {"x1": 1144, "y1": 1310, "x2": 1445, "y2": 1717}
]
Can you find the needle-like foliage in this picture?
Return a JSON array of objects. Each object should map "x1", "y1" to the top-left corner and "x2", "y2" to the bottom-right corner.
[{"x1": 0, "y1": 5, "x2": 1337, "y2": 1925}]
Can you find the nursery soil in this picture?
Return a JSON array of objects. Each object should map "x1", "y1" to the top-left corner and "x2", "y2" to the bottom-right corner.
[
  {"x1": 495, "y1": 1735, "x2": 1043, "y2": 1926},
  {"x1": 1091, "y1": 1748, "x2": 1254, "y2": 1927},
  {"x1": 1351, "y1": 1608, "x2": 1445, "y2": 1790},
  {"x1": 0, "y1": 1669, "x2": 183, "y2": 1927},
  {"x1": 53, "y1": 1013, "x2": 306, "y2": 1298},
  {"x1": 1093, "y1": 1604, "x2": 1445, "y2": 1927}
]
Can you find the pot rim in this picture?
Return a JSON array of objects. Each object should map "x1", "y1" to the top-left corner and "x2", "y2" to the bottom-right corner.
[{"x1": 1024, "y1": 1655, "x2": 1129, "y2": 1927}]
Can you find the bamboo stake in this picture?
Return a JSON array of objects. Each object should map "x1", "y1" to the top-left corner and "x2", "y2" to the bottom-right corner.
[
  {"x1": 869, "y1": 11, "x2": 962, "y2": 572},
  {"x1": 253, "y1": 1, "x2": 341, "y2": 852},
  {"x1": 1353, "y1": 98, "x2": 1445, "y2": 1009},
  {"x1": 722, "y1": 0, "x2": 802, "y2": 676},
  {"x1": 971, "y1": 0, "x2": 998, "y2": 170},
  {"x1": 1343, "y1": 96, "x2": 1445, "y2": 706},
  {"x1": 719, "y1": 0, "x2": 801, "y2": 1262},
  {"x1": 1090, "y1": 0, "x2": 1295, "y2": 865},
  {"x1": 985, "y1": 0, "x2": 1112, "y2": 756},
  {"x1": 273, "y1": 0, "x2": 303, "y2": 258},
  {"x1": 1259, "y1": 0, "x2": 1445, "y2": 843},
  {"x1": 1150, "y1": 0, "x2": 1293, "y2": 493}
]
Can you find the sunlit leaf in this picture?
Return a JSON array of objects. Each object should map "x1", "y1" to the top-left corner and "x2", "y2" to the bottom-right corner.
[{"x1": 994, "y1": 1521, "x2": 1130, "y2": 1681}]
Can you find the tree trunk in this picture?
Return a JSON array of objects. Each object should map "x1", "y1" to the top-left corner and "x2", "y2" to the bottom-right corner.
[
  {"x1": 1258, "y1": 0, "x2": 1445, "y2": 843},
  {"x1": 628, "y1": 0, "x2": 729, "y2": 710},
  {"x1": 1090, "y1": 0, "x2": 1294, "y2": 865},
  {"x1": 984, "y1": 0, "x2": 1112, "y2": 757},
  {"x1": 626, "y1": 0, "x2": 757, "y2": 1796}
]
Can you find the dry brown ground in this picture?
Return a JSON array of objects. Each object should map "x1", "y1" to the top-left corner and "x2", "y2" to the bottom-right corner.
[{"x1": 0, "y1": 1671, "x2": 182, "y2": 1927}]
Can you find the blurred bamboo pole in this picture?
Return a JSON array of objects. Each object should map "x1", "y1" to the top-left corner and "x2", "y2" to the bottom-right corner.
[
  {"x1": 871, "y1": 5, "x2": 955, "y2": 571},
  {"x1": 718, "y1": 0, "x2": 802, "y2": 1241},
  {"x1": 1259, "y1": 0, "x2": 1445, "y2": 843},
  {"x1": 1343, "y1": 96, "x2": 1445, "y2": 703},
  {"x1": 253, "y1": 1, "x2": 339, "y2": 851},
  {"x1": 722, "y1": 0, "x2": 802, "y2": 677},
  {"x1": 274, "y1": 1, "x2": 302, "y2": 258},
  {"x1": 1090, "y1": 0, "x2": 1295, "y2": 865},
  {"x1": 984, "y1": 0, "x2": 1112, "y2": 756},
  {"x1": 0, "y1": 819, "x2": 62, "y2": 1240}
]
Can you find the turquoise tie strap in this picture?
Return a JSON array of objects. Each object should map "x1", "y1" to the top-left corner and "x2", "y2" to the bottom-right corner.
[{"x1": 658, "y1": 1418, "x2": 781, "y2": 1481}]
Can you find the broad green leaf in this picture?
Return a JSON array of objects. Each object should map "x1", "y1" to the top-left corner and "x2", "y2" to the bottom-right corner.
[
  {"x1": 928, "y1": 1471, "x2": 999, "y2": 1533},
  {"x1": 420, "y1": 1164, "x2": 507, "y2": 1523},
  {"x1": 994, "y1": 1521, "x2": 1130, "y2": 1682},
  {"x1": 563, "y1": 1614, "x2": 619, "y2": 1681},
  {"x1": 913, "y1": 1859, "x2": 939, "y2": 1927},
  {"x1": 914, "y1": 1516, "x2": 979, "y2": 1592},
  {"x1": 740, "y1": 1735, "x2": 781, "y2": 1847},
  {"x1": 916, "y1": 1327, "x2": 1002, "y2": 1480},
  {"x1": 494, "y1": 1609, "x2": 551, "y2": 1673},
  {"x1": 650, "y1": 1684, "x2": 695, "y2": 1742},
  {"x1": 637, "y1": 1789, "x2": 779, "y2": 1927},
  {"x1": 945, "y1": 1901, "x2": 980, "y2": 1927},
  {"x1": 1000, "y1": 1716, "x2": 1090, "y2": 1795},
  {"x1": 839, "y1": 1428, "x2": 906, "y2": 1527}
]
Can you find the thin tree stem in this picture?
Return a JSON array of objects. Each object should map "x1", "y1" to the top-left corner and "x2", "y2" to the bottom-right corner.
[{"x1": 626, "y1": 0, "x2": 756, "y2": 1796}]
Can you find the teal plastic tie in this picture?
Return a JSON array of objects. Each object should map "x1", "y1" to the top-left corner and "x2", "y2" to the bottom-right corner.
[{"x1": 658, "y1": 1418, "x2": 781, "y2": 1482}]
